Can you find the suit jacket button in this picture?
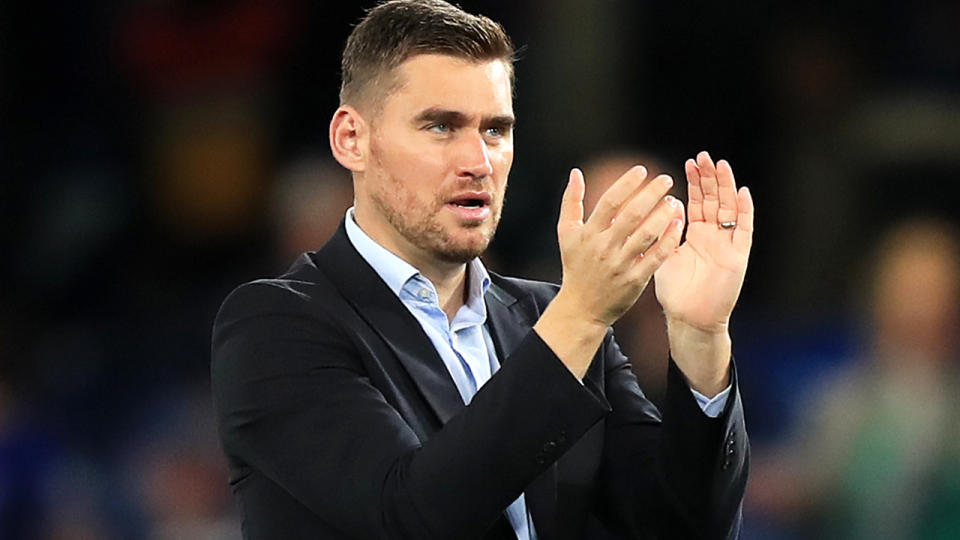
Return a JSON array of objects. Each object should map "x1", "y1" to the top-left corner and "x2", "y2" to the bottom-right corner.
[{"x1": 543, "y1": 441, "x2": 557, "y2": 454}]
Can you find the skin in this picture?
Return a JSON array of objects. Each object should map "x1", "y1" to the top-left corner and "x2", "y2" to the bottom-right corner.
[
  {"x1": 330, "y1": 53, "x2": 755, "y2": 397},
  {"x1": 331, "y1": 55, "x2": 513, "y2": 319}
]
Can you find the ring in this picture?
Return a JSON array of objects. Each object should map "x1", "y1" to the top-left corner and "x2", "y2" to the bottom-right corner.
[{"x1": 720, "y1": 221, "x2": 737, "y2": 229}]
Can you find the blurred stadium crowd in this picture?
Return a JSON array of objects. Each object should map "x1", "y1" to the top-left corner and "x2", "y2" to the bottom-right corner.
[{"x1": 2, "y1": 0, "x2": 960, "y2": 538}]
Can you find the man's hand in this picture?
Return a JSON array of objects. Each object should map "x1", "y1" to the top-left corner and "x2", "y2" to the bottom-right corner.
[
  {"x1": 654, "y1": 151, "x2": 754, "y2": 396},
  {"x1": 535, "y1": 166, "x2": 684, "y2": 379}
]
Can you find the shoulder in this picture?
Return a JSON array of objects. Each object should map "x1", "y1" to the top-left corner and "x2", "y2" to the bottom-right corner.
[
  {"x1": 211, "y1": 254, "x2": 357, "y2": 377},
  {"x1": 213, "y1": 253, "x2": 342, "y2": 333}
]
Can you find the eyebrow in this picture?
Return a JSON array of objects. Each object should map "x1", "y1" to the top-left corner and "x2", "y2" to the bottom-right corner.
[{"x1": 413, "y1": 107, "x2": 516, "y2": 129}]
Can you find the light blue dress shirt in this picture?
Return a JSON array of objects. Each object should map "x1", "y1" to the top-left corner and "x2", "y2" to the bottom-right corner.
[
  {"x1": 345, "y1": 209, "x2": 536, "y2": 539},
  {"x1": 343, "y1": 207, "x2": 729, "y2": 539}
]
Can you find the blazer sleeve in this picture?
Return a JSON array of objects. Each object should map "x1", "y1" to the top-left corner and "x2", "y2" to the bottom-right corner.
[
  {"x1": 211, "y1": 280, "x2": 612, "y2": 539},
  {"x1": 591, "y1": 331, "x2": 748, "y2": 539}
]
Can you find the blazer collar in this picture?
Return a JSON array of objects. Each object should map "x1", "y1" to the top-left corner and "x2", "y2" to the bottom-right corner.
[
  {"x1": 484, "y1": 276, "x2": 559, "y2": 540},
  {"x1": 310, "y1": 223, "x2": 465, "y2": 426},
  {"x1": 483, "y1": 275, "x2": 537, "y2": 364},
  {"x1": 312, "y1": 224, "x2": 557, "y2": 538},
  {"x1": 309, "y1": 224, "x2": 544, "y2": 422}
]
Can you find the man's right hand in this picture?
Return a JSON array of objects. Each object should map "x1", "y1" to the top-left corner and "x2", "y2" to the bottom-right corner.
[{"x1": 533, "y1": 166, "x2": 684, "y2": 379}]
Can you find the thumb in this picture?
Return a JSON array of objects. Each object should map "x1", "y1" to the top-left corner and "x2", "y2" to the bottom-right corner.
[{"x1": 558, "y1": 168, "x2": 585, "y2": 236}]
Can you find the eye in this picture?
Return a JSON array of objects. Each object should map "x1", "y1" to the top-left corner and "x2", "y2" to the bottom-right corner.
[
  {"x1": 484, "y1": 124, "x2": 513, "y2": 139},
  {"x1": 428, "y1": 123, "x2": 450, "y2": 133}
]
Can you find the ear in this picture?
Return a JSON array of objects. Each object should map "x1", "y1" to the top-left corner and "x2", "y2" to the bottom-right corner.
[{"x1": 329, "y1": 105, "x2": 368, "y2": 172}]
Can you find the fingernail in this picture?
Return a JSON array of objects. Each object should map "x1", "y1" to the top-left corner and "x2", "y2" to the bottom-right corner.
[
  {"x1": 667, "y1": 196, "x2": 678, "y2": 207},
  {"x1": 663, "y1": 176, "x2": 673, "y2": 188}
]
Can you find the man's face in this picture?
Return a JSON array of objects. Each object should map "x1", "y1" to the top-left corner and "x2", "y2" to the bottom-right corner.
[{"x1": 355, "y1": 54, "x2": 515, "y2": 266}]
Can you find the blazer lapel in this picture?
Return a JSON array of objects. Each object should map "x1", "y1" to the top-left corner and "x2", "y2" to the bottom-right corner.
[
  {"x1": 485, "y1": 277, "x2": 559, "y2": 540},
  {"x1": 310, "y1": 224, "x2": 465, "y2": 426},
  {"x1": 483, "y1": 278, "x2": 537, "y2": 363},
  {"x1": 312, "y1": 232, "x2": 561, "y2": 538}
]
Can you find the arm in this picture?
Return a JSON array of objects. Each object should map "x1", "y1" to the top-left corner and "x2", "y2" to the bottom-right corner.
[
  {"x1": 594, "y1": 333, "x2": 748, "y2": 539},
  {"x1": 535, "y1": 154, "x2": 753, "y2": 538},
  {"x1": 534, "y1": 153, "x2": 754, "y2": 395},
  {"x1": 534, "y1": 166, "x2": 685, "y2": 378},
  {"x1": 656, "y1": 151, "x2": 754, "y2": 395},
  {"x1": 212, "y1": 280, "x2": 610, "y2": 539}
]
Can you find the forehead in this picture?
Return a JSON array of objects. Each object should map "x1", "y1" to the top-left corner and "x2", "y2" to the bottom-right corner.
[{"x1": 382, "y1": 54, "x2": 514, "y2": 117}]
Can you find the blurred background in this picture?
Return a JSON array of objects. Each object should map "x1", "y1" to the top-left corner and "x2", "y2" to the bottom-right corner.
[{"x1": 2, "y1": 0, "x2": 960, "y2": 538}]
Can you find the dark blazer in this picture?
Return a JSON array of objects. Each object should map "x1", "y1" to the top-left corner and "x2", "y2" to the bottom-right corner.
[{"x1": 211, "y1": 224, "x2": 748, "y2": 539}]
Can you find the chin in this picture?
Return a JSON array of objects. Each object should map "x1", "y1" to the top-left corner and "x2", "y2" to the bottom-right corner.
[
  {"x1": 434, "y1": 231, "x2": 494, "y2": 263},
  {"x1": 435, "y1": 240, "x2": 489, "y2": 263},
  {"x1": 436, "y1": 249, "x2": 484, "y2": 264}
]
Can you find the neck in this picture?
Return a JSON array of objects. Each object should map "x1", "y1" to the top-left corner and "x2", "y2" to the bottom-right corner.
[
  {"x1": 398, "y1": 253, "x2": 469, "y2": 323},
  {"x1": 398, "y1": 255, "x2": 469, "y2": 324},
  {"x1": 354, "y1": 203, "x2": 470, "y2": 322},
  {"x1": 428, "y1": 263, "x2": 469, "y2": 323}
]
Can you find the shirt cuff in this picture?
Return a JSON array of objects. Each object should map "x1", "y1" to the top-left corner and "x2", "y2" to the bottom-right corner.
[{"x1": 690, "y1": 384, "x2": 731, "y2": 418}]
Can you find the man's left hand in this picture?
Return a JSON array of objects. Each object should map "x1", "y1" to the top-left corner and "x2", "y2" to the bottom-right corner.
[{"x1": 654, "y1": 151, "x2": 754, "y2": 396}]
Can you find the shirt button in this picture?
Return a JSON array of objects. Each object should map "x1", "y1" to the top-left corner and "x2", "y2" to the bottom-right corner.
[{"x1": 417, "y1": 288, "x2": 431, "y2": 300}]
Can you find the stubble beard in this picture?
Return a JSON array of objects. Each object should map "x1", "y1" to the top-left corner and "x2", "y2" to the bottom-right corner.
[{"x1": 369, "y1": 175, "x2": 503, "y2": 264}]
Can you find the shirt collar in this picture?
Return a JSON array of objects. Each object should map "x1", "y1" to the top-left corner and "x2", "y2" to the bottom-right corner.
[
  {"x1": 343, "y1": 207, "x2": 491, "y2": 305},
  {"x1": 463, "y1": 258, "x2": 492, "y2": 317}
]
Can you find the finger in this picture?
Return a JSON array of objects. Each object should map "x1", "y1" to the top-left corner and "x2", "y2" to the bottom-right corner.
[
  {"x1": 685, "y1": 158, "x2": 704, "y2": 223},
  {"x1": 716, "y1": 159, "x2": 739, "y2": 227},
  {"x1": 733, "y1": 186, "x2": 754, "y2": 253},
  {"x1": 633, "y1": 216, "x2": 684, "y2": 278},
  {"x1": 606, "y1": 174, "x2": 675, "y2": 245},
  {"x1": 621, "y1": 195, "x2": 684, "y2": 259},
  {"x1": 697, "y1": 151, "x2": 720, "y2": 225},
  {"x1": 558, "y1": 168, "x2": 585, "y2": 237},
  {"x1": 584, "y1": 165, "x2": 650, "y2": 232}
]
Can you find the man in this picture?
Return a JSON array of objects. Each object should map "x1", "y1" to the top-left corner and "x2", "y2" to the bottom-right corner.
[{"x1": 211, "y1": 1, "x2": 753, "y2": 538}]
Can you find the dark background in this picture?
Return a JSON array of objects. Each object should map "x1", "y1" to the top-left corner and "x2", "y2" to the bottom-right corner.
[{"x1": 2, "y1": 1, "x2": 960, "y2": 538}]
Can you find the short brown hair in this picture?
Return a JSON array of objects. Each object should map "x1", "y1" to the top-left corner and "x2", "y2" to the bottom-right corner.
[{"x1": 340, "y1": 0, "x2": 515, "y2": 109}]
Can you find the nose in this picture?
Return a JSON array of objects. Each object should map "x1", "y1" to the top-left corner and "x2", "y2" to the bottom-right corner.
[{"x1": 454, "y1": 132, "x2": 494, "y2": 179}]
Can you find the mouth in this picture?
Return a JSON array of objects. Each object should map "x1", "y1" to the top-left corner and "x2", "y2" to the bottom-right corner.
[
  {"x1": 446, "y1": 192, "x2": 493, "y2": 222},
  {"x1": 448, "y1": 192, "x2": 492, "y2": 209}
]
